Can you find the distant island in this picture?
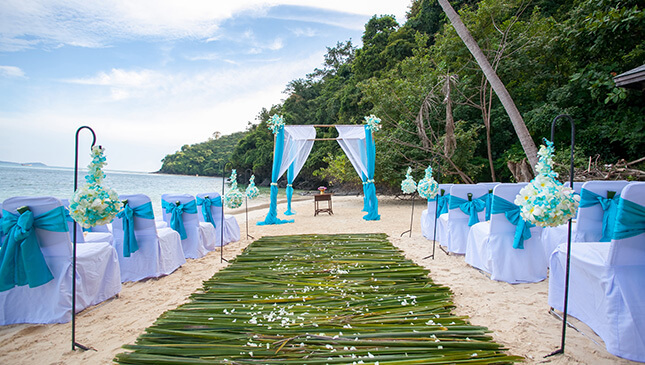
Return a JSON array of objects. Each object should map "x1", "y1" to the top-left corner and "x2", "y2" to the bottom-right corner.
[{"x1": 0, "y1": 160, "x2": 48, "y2": 167}]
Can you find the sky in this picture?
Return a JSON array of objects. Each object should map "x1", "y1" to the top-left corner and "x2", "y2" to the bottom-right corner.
[{"x1": 0, "y1": 1, "x2": 411, "y2": 172}]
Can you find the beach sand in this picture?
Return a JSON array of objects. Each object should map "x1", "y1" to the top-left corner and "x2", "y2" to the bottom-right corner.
[{"x1": 0, "y1": 195, "x2": 636, "y2": 364}]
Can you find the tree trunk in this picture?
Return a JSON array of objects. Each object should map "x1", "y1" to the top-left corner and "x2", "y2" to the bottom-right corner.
[
  {"x1": 438, "y1": 0, "x2": 538, "y2": 176},
  {"x1": 443, "y1": 73, "x2": 456, "y2": 157}
]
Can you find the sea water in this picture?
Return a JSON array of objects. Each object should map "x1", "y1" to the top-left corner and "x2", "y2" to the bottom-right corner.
[{"x1": 0, "y1": 165, "x2": 226, "y2": 218}]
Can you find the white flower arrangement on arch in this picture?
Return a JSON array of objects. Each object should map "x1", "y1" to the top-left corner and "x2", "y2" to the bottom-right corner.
[
  {"x1": 224, "y1": 169, "x2": 244, "y2": 209},
  {"x1": 514, "y1": 139, "x2": 580, "y2": 227},
  {"x1": 69, "y1": 146, "x2": 122, "y2": 228},
  {"x1": 400, "y1": 167, "x2": 417, "y2": 194},
  {"x1": 364, "y1": 114, "x2": 382, "y2": 132},
  {"x1": 267, "y1": 114, "x2": 285, "y2": 134},
  {"x1": 417, "y1": 165, "x2": 439, "y2": 200}
]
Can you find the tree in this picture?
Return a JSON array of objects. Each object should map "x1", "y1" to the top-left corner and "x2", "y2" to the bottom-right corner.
[{"x1": 437, "y1": 0, "x2": 539, "y2": 178}]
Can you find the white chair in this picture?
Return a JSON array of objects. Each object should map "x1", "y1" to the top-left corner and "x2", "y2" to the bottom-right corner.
[
  {"x1": 548, "y1": 182, "x2": 645, "y2": 362},
  {"x1": 112, "y1": 194, "x2": 186, "y2": 282},
  {"x1": 465, "y1": 183, "x2": 546, "y2": 283},
  {"x1": 196, "y1": 193, "x2": 240, "y2": 247},
  {"x1": 420, "y1": 198, "x2": 438, "y2": 241},
  {"x1": 444, "y1": 185, "x2": 489, "y2": 254},
  {"x1": 0, "y1": 196, "x2": 120, "y2": 324},
  {"x1": 434, "y1": 184, "x2": 454, "y2": 248},
  {"x1": 541, "y1": 181, "x2": 630, "y2": 264},
  {"x1": 477, "y1": 182, "x2": 500, "y2": 221},
  {"x1": 161, "y1": 194, "x2": 214, "y2": 259}
]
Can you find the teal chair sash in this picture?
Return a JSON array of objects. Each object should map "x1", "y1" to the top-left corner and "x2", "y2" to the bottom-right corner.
[
  {"x1": 613, "y1": 198, "x2": 645, "y2": 240},
  {"x1": 484, "y1": 192, "x2": 493, "y2": 221},
  {"x1": 436, "y1": 194, "x2": 451, "y2": 217},
  {"x1": 449, "y1": 194, "x2": 487, "y2": 226},
  {"x1": 196, "y1": 195, "x2": 222, "y2": 228},
  {"x1": 580, "y1": 188, "x2": 620, "y2": 242},
  {"x1": 491, "y1": 195, "x2": 534, "y2": 249},
  {"x1": 117, "y1": 201, "x2": 154, "y2": 257},
  {"x1": 0, "y1": 206, "x2": 68, "y2": 292},
  {"x1": 161, "y1": 199, "x2": 197, "y2": 240}
]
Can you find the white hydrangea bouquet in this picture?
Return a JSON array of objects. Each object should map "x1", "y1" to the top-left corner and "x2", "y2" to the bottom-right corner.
[
  {"x1": 245, "y1": 174, "x2": 260, "y2": 200},
  {"x1": 515, "y1": 139, "x2": 579, "y2": 227},
  {"x1": 69, "y1": 146, "x2": 122, "y2": 228},
  {"x1": 417, "y1": 165, "x2": 439, "y2": 200},
  {"x1": 400, "y1": 167, "x2": 417, "y2": 194},
  {"x1": 224, "y1": 169, "x2": 244, "y2": 209}
]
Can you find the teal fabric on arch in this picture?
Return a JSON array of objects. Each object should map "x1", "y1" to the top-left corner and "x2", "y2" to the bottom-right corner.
[
  {"x1": 162, "y1": 199, "x2": 197, "y2": 240},
  {"x1": 449, "y1": 194, "x2": 487, "y2": 226},
  {"x1": 363, "y1": 125, "x2": 380, "y2": 221},
  {"x1": 613, "y1": 198, "x2": 645, "y2": 240},
  {"x1": 361, "y1": 173, "x2": 368, "y2": 212},
  {"x1": 258, "y1": 126, "x2": 294, "y2": 226},
  {"x1": 0, "y1": 206, "x2": 68, "y2": 292},
  {"x1": 196, "y1": 195, "x2": 222, "y2": 228},
  {"x1": 117, "y1": 201, "x2": 154, "y2": 257},
  {"x1": 579, "y1": 188, "x2": 621, "y2": 242},
  {"x1": 284, "y1": 164, "x2": 296, "y2": 216},
  {"x1": 491, "y1": 195, "x2": 534, "y2": 249}
]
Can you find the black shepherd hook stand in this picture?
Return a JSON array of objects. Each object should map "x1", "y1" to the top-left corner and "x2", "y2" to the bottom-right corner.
[
  {"x1": 245, "y1": 169, "x2": 255, "y2": 241},
  {"x1": 72, "y1": 126, "x2": 95, "y2": 351},
  {"x1": 219, "y1": 161, "x2": 230, "y2": 263},
  {"x1": 546, "y1": 114, "x2": 576, "y2": 358},
  {"x1": 400, "y1": 192, "x2": 417, "y2": 237},
  {"x1": 424, "y1": 161, "x2": 446, "y2": 259}
]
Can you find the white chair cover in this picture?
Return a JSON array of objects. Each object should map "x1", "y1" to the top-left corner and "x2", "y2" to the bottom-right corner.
[
  {"x1": 0, "y1": 196, "x2": 121, "y2": 324},
  {"x1": 113, "y1": 194, "x2": 186, "y2": 282},
  {"x1": 161, "y1": 193, "x2": 214, "y2": 259},
  {"x1": 464, "y1": 183, "x2": 547, "y2": 283},
  {"x1": 421, "y1": 199, "x2": 438, "y2": 240},
  {"x1": 445, "y1": 185, "x2": 489, "y2": 254},
  {"x1": 541, "y1": 180, "x2": 630, "y2": 264},
  {"x1": 196, "y1": 192, "x2": 240, "y2": 247},
  {"x1": 548, "y1": 182, "x2": 645, "y2": 362},
  {"x1": 574, "y1": 180, "x2": 630, "y2": 242},
  {"x1": 435, "y1": 184, "x2": 454, "y2": 248}
]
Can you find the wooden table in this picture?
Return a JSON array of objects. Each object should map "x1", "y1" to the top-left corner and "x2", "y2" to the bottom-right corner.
[{"x1": 314, "y1": 193, "x2": 333, "y2": 216}]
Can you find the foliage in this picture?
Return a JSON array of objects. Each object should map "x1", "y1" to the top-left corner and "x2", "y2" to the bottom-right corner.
[
  {"x1": 161, "y1": 0, "x2": 645, "y2": 187},
  {"x1": 159, "y1": 131, "x2": 247, "y2": 176}
]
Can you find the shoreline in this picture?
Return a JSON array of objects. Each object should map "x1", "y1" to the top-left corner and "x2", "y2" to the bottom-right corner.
[{"x1": 0, "y1": 195, "x2": 635, "y2": 364}]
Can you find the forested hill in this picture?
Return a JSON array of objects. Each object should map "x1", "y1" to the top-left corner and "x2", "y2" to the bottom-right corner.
[
  {"x1": 160, "y1": 0, "x2": 645, "y2": 189},
  {"x1": 158, "y1": 131, "x2": 247, "y2": 176}
]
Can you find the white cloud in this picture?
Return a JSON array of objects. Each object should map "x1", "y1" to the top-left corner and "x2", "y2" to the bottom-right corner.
[
  {"x1": 0, "y1": 65, "x2": 25, "y2": 78},
  {"x1": 0, "y1": 1, "x2": 408, "y2": 51},
  {"x1": 290, "y1": 27, "x2": 317, "y2": 37}
]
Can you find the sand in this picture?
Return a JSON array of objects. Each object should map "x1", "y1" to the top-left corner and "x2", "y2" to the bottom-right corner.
[{"x1": 0, "y1": 195, "x2": 637, "y2": 364}]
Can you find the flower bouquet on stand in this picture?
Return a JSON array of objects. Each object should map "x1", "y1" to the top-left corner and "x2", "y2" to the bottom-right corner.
[
  {"x1": 515, "y1": 139, "x2": 579, "y2": 227},
  {"x1": 417, "y1": 165, "x2": 439, "y2": 200},
  {"x1": 70, "y1": 146, "x2": 122, "y2": 228},
  {"x1": 224, "y1": 169, "x2": 244, "y2": 209}
]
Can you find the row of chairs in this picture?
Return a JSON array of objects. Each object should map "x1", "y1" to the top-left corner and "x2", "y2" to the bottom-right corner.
[
  {"x1": 0, "y1": 192, "x2": 240, "y2": 325},
  {"x1": 420, "y1": 181, "x2": 645, "y2": 362}
]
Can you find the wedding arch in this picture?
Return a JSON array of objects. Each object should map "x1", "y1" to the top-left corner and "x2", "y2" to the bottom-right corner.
[{"x1": 258, "y1": 118, "x2": 380, "y2": 226}]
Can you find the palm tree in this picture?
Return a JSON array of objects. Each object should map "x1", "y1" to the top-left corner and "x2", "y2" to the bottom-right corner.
[{"x1": 437, "y1": 0, "x2": 538, "y2": 176}]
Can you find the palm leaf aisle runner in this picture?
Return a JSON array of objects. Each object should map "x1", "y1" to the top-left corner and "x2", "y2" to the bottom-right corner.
[{"x1": 115, "y1": 234, "x2": 521, "y2": 364}]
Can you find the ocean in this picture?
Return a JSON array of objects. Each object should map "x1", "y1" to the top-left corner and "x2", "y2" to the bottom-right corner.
[{"x1": 0, "y1": 164, "x2": 226, "y2": 217}]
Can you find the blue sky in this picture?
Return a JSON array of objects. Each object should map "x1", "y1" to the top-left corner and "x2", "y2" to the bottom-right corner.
[{"x1": 0, "y1": 1, "x2": 410, "y2": 172}]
